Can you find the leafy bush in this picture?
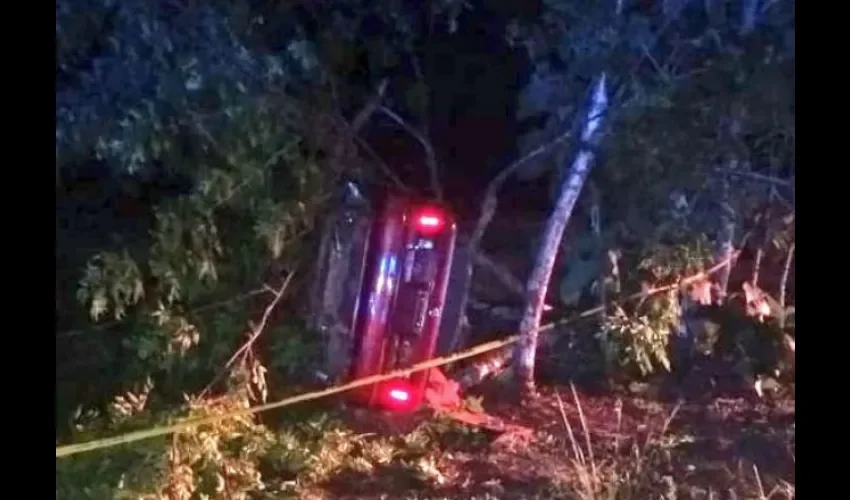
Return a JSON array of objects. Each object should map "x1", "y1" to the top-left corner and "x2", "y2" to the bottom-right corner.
[{"x1": 56, "y1": 0, "x2": 793, "y2": 496}]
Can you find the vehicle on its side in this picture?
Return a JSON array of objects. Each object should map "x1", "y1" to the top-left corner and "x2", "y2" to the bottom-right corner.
[{"x1": 309, "y1": 183, "x2": 458, "y2": 412}]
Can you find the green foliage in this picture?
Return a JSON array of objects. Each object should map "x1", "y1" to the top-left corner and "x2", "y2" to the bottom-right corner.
[
  {"x1": 600, "y1": 294, "x2": 680, "y2": 377},
  {"x1": 267, "y1": 323, "x2": 322, "y2": 379},
  {"x1": 55, "y1": 0, "x2": 454, "y2": 495},
  {"x1": 685, "y1": 305, "x2": 793, "y2": 379},
  {"x1": 509, "y1": 0, "x2": 794, "y2": 380},
  {"x1": 57, "y1": 396, "x2": 173, "y2": 499},
  {"x1": 598, "y1": 236, "x2": 714, "y2": 378},
  {"x1": 77, "y1": 251, "x2": 146, "y2": 321},
  {"x1": 56, "y1": 0, "x2": 794, "y2": 495},
  {"x1": 58, "y1": 0, "x2": 337, "y2": 404},
  {"x1": 635, "y1": 234, "x2": 715, "y2": 282}
]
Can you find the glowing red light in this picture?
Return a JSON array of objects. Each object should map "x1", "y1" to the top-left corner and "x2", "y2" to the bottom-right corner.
[
  {"x1": 414, "y1": 208, "x2": 445, "y2": 234},
  {"x1": 418, "y1": 215, "x2": 441, "y2": 227},
  {"x1": 388, "y1": 388, "x2": 411, "y2": 402},
  {"x1": 381, "y1": 379, "x2": 416, "y2": 411}
]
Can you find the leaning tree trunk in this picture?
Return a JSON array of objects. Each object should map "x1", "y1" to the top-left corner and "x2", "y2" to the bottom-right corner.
[{"x1": 513, "y1": 74, "x2": 610, "y2": 396}]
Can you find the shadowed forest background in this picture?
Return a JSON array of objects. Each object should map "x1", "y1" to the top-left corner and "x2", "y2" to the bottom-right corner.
[{"x1": 56, "y1": 0, "x2": 794, "y2": 498}]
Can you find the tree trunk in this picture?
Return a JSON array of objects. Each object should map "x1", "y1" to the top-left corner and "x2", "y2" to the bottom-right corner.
[{"x1": 513, "y1": 74, "x2": 610, "y2": 396}]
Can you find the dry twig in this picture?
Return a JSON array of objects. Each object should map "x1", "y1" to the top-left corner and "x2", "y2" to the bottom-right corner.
[
  {"x1": 779, "y1": 241, "x2": 794, "y2": 329},
  {"x1": 200, "y1": 272, "x2": 295, "y2": 397},
  {"x1": 224, "y1": 273, "x2": 294, "y2": 369}
]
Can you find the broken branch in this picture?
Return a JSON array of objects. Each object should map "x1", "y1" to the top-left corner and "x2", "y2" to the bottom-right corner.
[
  {"x1": 200, "y1": 272, "x2": 294, "y2": 398},
  {"x1": 224, "y1": 273, "x2": 293, "y2": 370}
]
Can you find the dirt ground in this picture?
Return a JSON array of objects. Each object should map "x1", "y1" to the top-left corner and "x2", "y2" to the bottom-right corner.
[{"x1": 304, "y1": 377, "x2": 795, "y2": 500}]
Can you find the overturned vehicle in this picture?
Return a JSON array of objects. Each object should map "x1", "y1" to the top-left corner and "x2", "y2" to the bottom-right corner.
[{"x1": 307, "y1": 183, "x2": 467, "y2": 412}]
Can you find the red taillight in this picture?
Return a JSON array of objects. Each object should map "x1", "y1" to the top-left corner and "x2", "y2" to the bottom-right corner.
[
  {"x1": 388, "y1": 388, "x2": 410, "y2": 402},
  {"x1": 381, "y1": 379, "x2": 415, "y2": 411},
  {"x1": 418, "y1": 215, "x2": 441, "y2": 227},
  {"x1": 414, "y1": 209, "x2": 445, "y2": 234}
]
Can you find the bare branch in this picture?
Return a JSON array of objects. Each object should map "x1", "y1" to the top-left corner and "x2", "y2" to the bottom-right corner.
[
  {"x1": 471, "y1": 252, "x2": 526, "y2": 298},
  {"x1": 337, "y1": 79, "x2": 413, "y2": 190},
  {"x1": 378, "y1": 105, "x2": 443, "y2": 200},
  {"x1": 779, "y1": 241, "x2": 794, "y2": 329},
  {"x1": 640, "y1": 42, "x2": 671, "y2": 82},
  {"x1": 352, "y1": 133, "x2": 409, "y2": 191},
  {"x1": 473, "y1": 128, "x2": 576, "y2": 248},
  {"x1": 714, "y1": 114, "x2": 741, "y2": 303},
  {"x1": 447, "y1": 127, "x2": 576, "y2": 350},
  {"x1": 224, "y1": 273, "x2": 294, "y2": 370},
  {"x1": 751, "y1": 247, "x2": 764, "y2": 287},
  {"x1": 351, "y1": 79, "x2": 388, "y2": 133},
  {"x1": 200, "y1": 272, "x2": 295, "y2": 397},
  {"x1": 712, "y1": 167, "x2": 793, "y2": 187},
  {"x1": 751, "y1": 201, "x2": 774, "y2": 286}
]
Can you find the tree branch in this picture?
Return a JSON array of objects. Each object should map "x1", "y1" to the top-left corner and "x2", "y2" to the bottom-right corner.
[
  {"x1": 471, "y1": 252, "x2": 526, "y2": 298},
  {"x1": 455, "y1": 251, "x2": 740, "y2": 390},
  {"x1": 446, "y1": 127, "x2": 576, "y2": 351},
  {"x1": 56, "y1": 287, "x2": 273, "y2": 339},
  {"x1": 200, "y1": 272, "x2": 294, "y2": 398},
  {"x1": 351, "y1": 79, "x2": 389, "y2": 133},
  {"x1": 378, "y1": 105, "x2": 443, "y2": 200},
  {"x1": 352, "y1": 133, "x2": 409, "y2": 191},
  {"x1": 333, "y1": 79, "x2": 409, "y2": 190},
  {"x1": 224, "y1": 273, "x2": 294, "y2": 370},
  {"x1": 712, "y1": 167, "x2": 793, "y2": 187},
  {"x1": 779, "y1": 241, "x2": 794, "y2": 329}
]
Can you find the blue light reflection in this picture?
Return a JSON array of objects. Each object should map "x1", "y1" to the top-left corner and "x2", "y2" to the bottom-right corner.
[{"x1": 370, "y1": 252, "x2": 398, "y2": 317}]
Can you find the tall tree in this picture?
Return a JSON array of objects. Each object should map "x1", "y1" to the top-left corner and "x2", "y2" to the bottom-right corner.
[{"x1": 514, "y1": 75, "x2": 610, "y2": 395}]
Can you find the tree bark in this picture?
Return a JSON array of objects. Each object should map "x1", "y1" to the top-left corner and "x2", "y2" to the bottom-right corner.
[
  {"x1": 513, "y1": 75, "x2": 609, "y2": 396},
  {"x1": 445, "y1": 122, "x2": 578, "y2": 354}
]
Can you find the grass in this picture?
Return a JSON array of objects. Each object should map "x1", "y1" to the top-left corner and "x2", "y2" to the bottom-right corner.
[
  {"x1": 55, "y1": 378, "x2": 794, "y2": 499},
  {"x1": 250, "y1": 382, "x2": 795, "y2": 500},
  {"x1": 546, "y1": 385, "x2": 794, "y2": 500}
]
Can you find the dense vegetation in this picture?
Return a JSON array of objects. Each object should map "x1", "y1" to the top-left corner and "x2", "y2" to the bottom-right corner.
[{"x1": 56, "y1": 0, "x2": 794, "y2": 498}]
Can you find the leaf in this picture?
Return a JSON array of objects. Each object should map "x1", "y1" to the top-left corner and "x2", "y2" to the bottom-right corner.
[{"x1": 90, "y1": 292, "x2": 109, "y2": 321}]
